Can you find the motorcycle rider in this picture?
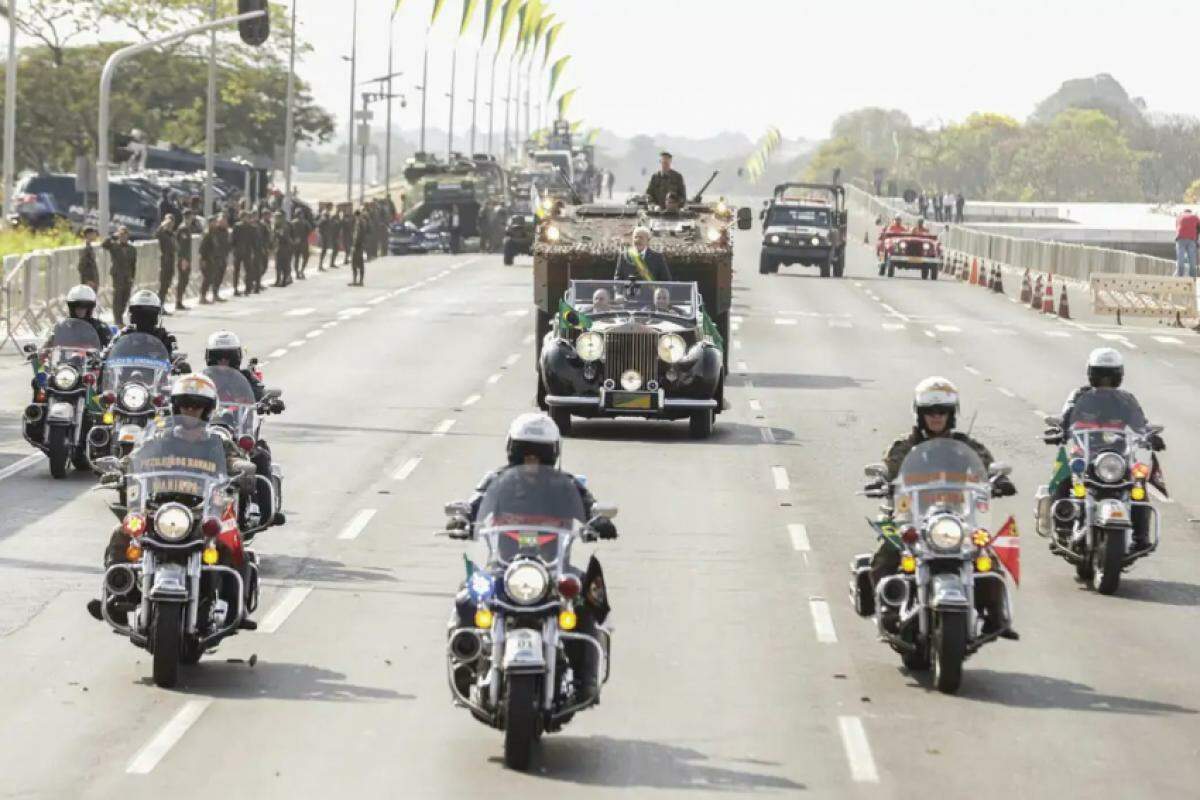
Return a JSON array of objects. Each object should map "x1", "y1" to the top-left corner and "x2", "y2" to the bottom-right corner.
[
  {"x1": 64, "y1": 284, "x2": 114, "y2": 346},
  {"x1": 87, "y1": 374, "x2": 256, "y2": 625},
  {"x1": 205, "y1": 331, "x2": 286, "y2": 527},
  {"x1": 864, "y1": 377, "x2": 1017, "y2": 638},
  {"x1": 448, "y1": 414, "x2": 617, "y2": 700},
  {"x1": 106, "y1": 290, "x2": 182, "y2": 361},
  {"x1": 1046, "y1": 348, "x2": 1164, "y2": 551}
]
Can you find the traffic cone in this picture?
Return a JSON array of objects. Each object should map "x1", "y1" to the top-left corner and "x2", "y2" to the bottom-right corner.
[
  {"x1": 1058, "y1": 283, "x2": 1070, "y2": 319},
  {"x1": 1031, "y1": 273, "x2": 1043, "y2": 310},
  {"x1": 864, "y1": 230, "x2": 870, "y2": 244},
  {"x1": 1042, "y1": 277, "x2": 1055, "y2": 314},
  {"x1": 1019, "y1": 269, "x2": 1031, "y2": 304},
  {"x1": 986, "y1": 264, "x2": 995, "y2": 290},
  {"x1": 969, "y1": 258, "x2": 979, "y2": 285},
  {"x1": 993, "y1": 266, "x2": 1005, "y2": 294}
]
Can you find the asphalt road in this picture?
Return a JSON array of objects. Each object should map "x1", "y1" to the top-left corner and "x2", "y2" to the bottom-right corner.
[{"x1": 0, "y1": 225, "x2": 1198, "y2": 799}]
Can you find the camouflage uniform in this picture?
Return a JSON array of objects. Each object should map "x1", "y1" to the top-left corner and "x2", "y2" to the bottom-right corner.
[{"x1": 645, "y1": 168, "x2": 687, "y2": 207}]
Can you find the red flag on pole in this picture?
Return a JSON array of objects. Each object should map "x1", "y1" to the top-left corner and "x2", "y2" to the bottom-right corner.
[{"x1": 990, "y1": 515, "x2": 1020, "y2": 586}]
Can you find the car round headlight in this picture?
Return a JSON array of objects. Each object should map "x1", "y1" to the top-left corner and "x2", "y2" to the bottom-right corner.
[
  {"x1": 705, "y1": 226, "x2": 722, "y2": 243},
  {"x1": 811, "y1": 236, "x2": 820, "y2": 246},
  {"x1": 769, "y1": 234, "x2": 780, "y2": 244},
  {"x1": 658, "y1": 334, "x2": 687, "y2": 364},
  {"x1": 927, "y1": 516, "x2": 965, "y2": 550},
  {"x1": 923, "y1": 241, "x2": 932, "y2": 252},
  {"x1": 120, "y1": 383, "x2": 149, "y2": 411},
  {"x1": 576, "y1": 331, "x2": 604, "y2": 362},
  {"x1": 504, "y1": 560, "x2": 549, "y2": 605},
  {"x1": 1094, "y1": 452, "x2": 1127, "y2": 483},
  {"x1": 544, "y1": 224, "x2": 561, "y2": 242},
  {"x1": 154, "y1": 503, "x2": 194, "y2": 542},
  {"x1": 621, "y1": 370, "x2": 642, "y2": 391},
  {"x1": 52, "y1": 366, "x2": 79, "y2": 391}
]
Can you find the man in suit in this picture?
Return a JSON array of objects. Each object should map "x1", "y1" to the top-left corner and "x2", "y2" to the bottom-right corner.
[
  {"x1": 614, "y1": 226, "x2": 672, "y2": 282},
  {"x1": 645, "y1": 151, "x2": 687, "y2": 208}
]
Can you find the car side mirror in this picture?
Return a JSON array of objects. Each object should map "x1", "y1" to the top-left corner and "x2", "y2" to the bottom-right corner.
[
  {"x1": 95, "y1": 456, "x2": 121, "y2": 473},
  {"x1": 592, "y1": 503, "x2": 618, "y2": 519},
  {"x1": 736, "y1": 207, "x2": 752, "y2": 231},
  {"x1": 444, "y1": 500, "x2": 471, "y2": 519},
  {"x1": 863, "y1": 463, "x2": 887, "y2": 480},
  {"x1": 989, "y1": 462, "x2": 1013, "y2": 478},
  {"x1": 1043, "y1": 415, "x2": 1062, "y2": 428}
]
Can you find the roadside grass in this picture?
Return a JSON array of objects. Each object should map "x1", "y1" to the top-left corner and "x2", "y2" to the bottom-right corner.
[{"x1": 0, "y1": 223, "x2": 80, "y2": 259}]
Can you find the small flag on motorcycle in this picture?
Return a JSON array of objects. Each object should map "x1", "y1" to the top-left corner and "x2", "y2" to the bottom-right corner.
[
  {"x1": 989, "y1": 516, "x2": 1020, "y2": 586},
  {"x1": 1150, "y1": 454, "x2": 1168, "y2": 498},
  {"x1": 1047, "y1": 446, "x2": 1070, "y2": 494}
]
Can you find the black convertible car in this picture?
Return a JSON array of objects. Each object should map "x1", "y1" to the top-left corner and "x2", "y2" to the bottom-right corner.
[{"x1": 539, "y1": 279, "x2": 724, "y2": 439}]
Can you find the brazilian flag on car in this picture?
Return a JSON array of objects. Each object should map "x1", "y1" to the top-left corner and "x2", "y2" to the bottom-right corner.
[
  {"x1": 1048, "y1": 446, "x2": 1071, "y2": 493},
  {"x1": 702, "y1": 311, "x2": 725, "y2": 351},
  {"x1": 558, "y1": 299, "x2": 592, "y2": 332}
]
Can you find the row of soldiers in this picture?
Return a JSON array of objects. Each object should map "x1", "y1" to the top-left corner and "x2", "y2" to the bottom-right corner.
[{"x1": 77, "y1": 195, "x2": 399, "y2": 324}]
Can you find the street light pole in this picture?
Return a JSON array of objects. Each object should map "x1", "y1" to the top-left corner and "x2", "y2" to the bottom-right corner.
[
  {"x1": 98, "y1": 9, "x2": 266, "y2": 237},
  {"x1": 487, "y1": 51, "x2": 497, "y2": 157},
  {"x1": 418, "y1": 29, "x2": 429, "y2": 153},
  {"x1": 446, "y1": 47, "x2": 457, "y2": 160},
  {"x1": 359, "y1": 92, "x2": 367, "y2": 204},
  {"x1": 384, "y1": 9, "x2": 396, "y2": 202},
  {"x1": 346, "y1": 0, "x2": 358, "y2": 205},
  {"x1": 2, "y1": 0, "x2": 18, "y2": 230},
  {"x1": 469, "y1": 46, "x2": 480, "y2": 155},
  {"x1": 282, "y1": 0, "x2": 297, "y2": 217},
  {"x1": 202, "y1": 0, "x2": 218, "y2": 217}
]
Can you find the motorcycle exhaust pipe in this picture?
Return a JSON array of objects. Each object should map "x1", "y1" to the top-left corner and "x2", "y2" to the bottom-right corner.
[
  {"x1": 23, "y1": 404, "x2": 44, "y2": 424},
  {"x1": 88, "y1": 426, "x2": 111, "y2": 449},
  {"x1": 1053, "y1": 500, "x2": 1079, "y2": 523},
  {"x1": 449, "y1": 628, "x2": 483, "y2": 662},
  {"x1": 878, "y1": 575, "x2": 909, "y2": 608},
  {"x1": 105, "y1": 564, "x2": 137, "y2": 597}
]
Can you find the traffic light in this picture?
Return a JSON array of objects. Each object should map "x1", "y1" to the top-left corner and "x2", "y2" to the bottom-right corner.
[{"x1": 238, "y1": 0, "x2": 270, "y2": 46}]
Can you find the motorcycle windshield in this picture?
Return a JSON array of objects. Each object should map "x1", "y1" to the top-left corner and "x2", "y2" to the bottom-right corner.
[
  {"x1": 102, "y1": 333, "x2": 171, "y2": 394},
  {"x1": 477, "y1": 465, "x2": 586, "y2": 565},
  {"x1": 204, "y1": 366, "x2": 257, "y2": 438},
  {"x1": 47, "y1": 319, "x2": 102, "y2": 353},
  {"x1": 895, "y1": 438, "x2": 990, "y2": 526},
  {"x1": 1070, "y1": 389, "x2": 1145, "y2": 433},
  {"x1": 127, "y1": 415, "x2": 227, "y2": 511}
]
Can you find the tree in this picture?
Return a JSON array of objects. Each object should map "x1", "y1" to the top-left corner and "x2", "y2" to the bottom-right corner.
[
  {"x1": 1185, "y1": 179, "x2": 1200, "y2": 204},
  {"x1": 802, "y1": 137, "x2": 867, "y2": 184},
  {"x1": 1000, "y1": 110, "x2": 1143, "y2": 201},
  {"x1": 1030, "y1": 73, "x2": 1147, "y2": 135}
]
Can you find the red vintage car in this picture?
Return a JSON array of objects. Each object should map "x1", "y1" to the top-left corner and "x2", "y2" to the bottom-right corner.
[{"x1": 877, "y1": 228, "x2": 943, "y2": 280}]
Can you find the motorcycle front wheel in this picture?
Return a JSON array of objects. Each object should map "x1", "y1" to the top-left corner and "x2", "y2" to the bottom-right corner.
[
  {"x1": 932, "y1": 612, "x2": 967, "y2": 694},
  {"x1": 48, "y1": 426, "x2": 69, "y2": 479},
  {"x1": 151, "y1": 601, "x2": 185, "y2": 688},
  {"x1": 1094, "y1": 528, "x2": 1125, "y2": 595},
  {"x1": 503, "y1": 674, "x2": 540, "y2": 771}
]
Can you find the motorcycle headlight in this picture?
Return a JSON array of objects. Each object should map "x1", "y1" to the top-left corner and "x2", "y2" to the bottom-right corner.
[
  {"x1": 52, "y1": 366, "x2": 79, "y2": 390},
  {"x1": 503, "y1": 560, "x2": 549, "y2": 605},
  {"x1": 154, "y1": 503, "x2": 194, "y2": 542},
  {"x1": 658, "y1": 334, "x2": 687, "y2": 364},
  {"x1": 621, "y1": 369, "x2": 642, "y2": 391},
  {"x1": 927, "y1": 516, "x2": 965, "y2": 551},
  {"x1": 1093, "y1": 452, "x2": 1127, "y2": 483},
  {"x1": 120, "y1": 383, "x2": 149, "y2": 411},
  {"x1": 575, "y1": 331, "x2": 604, "y2": 362}
]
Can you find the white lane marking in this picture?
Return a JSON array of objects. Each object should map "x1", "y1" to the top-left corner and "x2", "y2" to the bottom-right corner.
[
  {"x1": 924, "y1": 330, "x2": 936, "y2": 339},
  {"x1": 487, "y1": 373, "x2": 502, "y2": 385},
  {"x1": 259, "y1": 586, "x2": 313, "y2": 634},
  {"x1": 881, "y1": 323, "x2": 905, "y2": 331},
  {"x1": 1044, "y1": 331, "x2": 1071, "y2": 338},
  {"x1": 1099, "y1": 333, "x2": 1137, "y2": 350},
  {"x1": 731, "y1": 322, "x2": 741, "y2": 332},
  {"x1": 772, "y1": 466, "x2": 790, "y2": 491},
  {"x1": 809, "y1": 598, "x2": 838, "y2": 643},
  {"x1": 0, "y1": 453, "x2": 43, "y2": 482},
  {"x1": 367, "y1": 294, "x2": 389, "y2": 305},
  {"x1": 505, "y1": 308, "x2": 530, "y2": 317},
  {"x1": 760, "y1": 426, "x2": 776, "y2": 444},
  {"x1": 736, "y1": 361, "x2": 748, "y2": 373},
  {"x1": 1160, "y1": 358, "x2": 1176, "y2": 368},
  {"x1": 935, "y1": 324, "x2": 961, "y2": 333},
  {"x1": 305, "y1": 330, "x2": 323, "y2": 339},
  {"x1": 337, "y1": 509, "x2": 378, "y2": 541},
  {"x1": 731, "y1": 315, "x2": 744, "y2": 323},
  {"x1": 941, "y1": 346, "x2": 955, "y2": 355},
  {"x1": 879, "y1": 303, "x2": 910, "y2": 322},
  {"x1": 998, "y1": 387, "x2": 1015, "y2": 398},
  {"x1": 268, "y1": 348, "x2": 288, "y2": 358},
  {"x1": 734, "y1": 340, "x2": 743, "y2": 349},
  {"x1": 126, "y1": 700, "x2": 213, "y2": 775},
  {"x1": 828, "y1": 320, "x2": 853, "y2": 329},
  {"x1": 749, "y1": 399, "x2": 762, "y2": 412},
  {"x1": 284, "y1": 307, "x2": 315, "y2": 317},
  {"x1": 774, "y1": 318, "x2": 798, "y2": 326},
  {"x1": 433, "y1": 419, "x2": 456, "y2": 436},
  {"x1": 462, "y1": 394, "x2": 481, "y2": 407},
  {"x1": 338, "y1": 307, "x2": 369, "y2": 318},
  {"x1": 788, "y1": 523, "x2": 810, "y2": 552},
  {"x1": 1033, "y1": 409, "x2": 1048, "y2": 419},
  {"x1": 393, "y1": 457, "x2": 423, "y2": 481},
  {"x1": 321, "y1": 321, "x2": 339, "y2": 329},
  {"x1": 1149, "y1": 486, "x2": 1174, "y2": 504},
  {"x1": 964, "y1": 366, "x2": 981, "y2": 376},
  {"x1": 257, "y1": 361, "x2": 270, "y2": 368},
  {"x1": 504, "y1": 353, "x2": 521, "y2": 367},
  {"x1": 1153, "y1": 335, "x2": 1183, "y2": 345},
  {"x1": 838, "y1": 717, "x2": 880, "y2": 784},
  {"x1": 288, "y1": 340, "x2": 306, "y2": 348},
  {"x1": 853, "y1": 281, "x2": 863, "y2": 287}
]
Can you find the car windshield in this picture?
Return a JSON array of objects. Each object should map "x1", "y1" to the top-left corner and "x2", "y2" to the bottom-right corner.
[
  {"x1": 204, "y1": 365, "x2": 257, "y2": 437},
  {"x1": 127, "y1": 415, "x2": 228, "y2": 510},
  {"x1": 102, "y1": 332, "x2": 171, "y2": 394},
  {"x1": 894, "y1": 438, "x2": 990, "y2": 526},
  {"x1": 767, "y1": 207, "x2": 830, "y2": 227},
  {"x1": 569, "y1": 279, "x2": 697, "y2": 318},
  {"x1": 477, "y1": 465, "x2": 586, "y2": 566}
]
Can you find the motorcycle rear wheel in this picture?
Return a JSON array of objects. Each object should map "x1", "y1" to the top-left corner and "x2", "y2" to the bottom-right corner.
[
  {"x1": 503, "y1": 674, "x2": 539, "y2": 771},
  {"x1": 932, "y1": 612, "x2": 967, "y2": 694},
  {"x1": 48, "y1": 426, "x2": 68, "y2": 479},
  {"x1": 151, "y1": 602, "x2": 184, "y2": 689}
]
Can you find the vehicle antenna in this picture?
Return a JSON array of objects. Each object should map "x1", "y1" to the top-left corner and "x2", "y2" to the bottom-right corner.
[{"x1": 964, "y1": 409, "x2": 978, "y2": 436}]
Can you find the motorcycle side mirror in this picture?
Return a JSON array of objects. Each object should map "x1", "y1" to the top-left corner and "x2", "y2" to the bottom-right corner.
[
  {"x1": 1146, "y1": 423, "x2": 1164, "y2": 435},
  {"x1": 95, "y1": 456, "x2": 121, "y2": 473},
  {"x1": 21, "y1": 342, "x2": 36, "y2": 355},
  {"x1": 863, "y1": 463, "x2": 887, "y2": 480},
  {"x1": 444, "y1": 500, "x2": 471, "y2": 519},
  {"x1": 1043, "y1": 415, "x2": 1062, "y2": 428},
  {"x1": 263, "y1": 388, "x2": 281, "y2": 402},
  {"x1": 989, "y1": 462, "x2": 1013, "y2": 478},
  {"x1": 592, "y1": 503, "x2": 618, "y2": 519}
]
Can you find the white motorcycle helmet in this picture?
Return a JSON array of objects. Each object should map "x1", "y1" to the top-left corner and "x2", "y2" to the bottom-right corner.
[
  {"x1": 169, "y1": 373, "x2": 220, "y2": 421},
  {"x1": 1086, "y1": 347, "x2": 1124, "y2": 388},
  {"x1": 66, "y1": 284, "x2": 98, "y2": 318},
  {"x1": 913, "y1": 376, "x2": 960, "y2": 430},
  {"x1": 505, "y1": 413, "x2": 561, "y2": 466},
  {"x1": 205, "y1": 330, "x2": 244, "y2": 369}
]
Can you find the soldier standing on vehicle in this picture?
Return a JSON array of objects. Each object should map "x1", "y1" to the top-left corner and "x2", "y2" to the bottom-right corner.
[
  {"x1": 349, "y1": 209, "x2": 367, "y2": 286},
  {"x1": 645, "y1": 151, "x2": 687, "y2": 208},
  {"x1": 102, "y1": 226, "x2": 137, "y2": 326},
  {"x1": 317, "y1": 209, "x2": 335, "y2": 270},
  {"x1": 77, "y1": 227, "x2": 100, "y2": 290},
  {"x1": 174, "y1": 210, "x2": 197, "y2": 312},
  {"x1": 231, "y1": 211, "x2": 254, "y2": 296},
  {"x1": 272, "y1": 211, "x2": 293, "y2": 287}
]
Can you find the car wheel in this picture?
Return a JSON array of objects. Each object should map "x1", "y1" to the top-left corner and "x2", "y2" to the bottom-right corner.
[
  {"x1": 689, "y1": 409, "x2": 714, "y2": 439},
  {"x1": 819, "y1": 259, "x2": 830, "y2": 278},
  {"x1": 758, "y1": 252, "x2": 773, "y2": 275},
  {"x1": 503, "y1": 240, "x2": 516, "y2": 266},
  {"x1": 549, "y1": 406, "x2": 572, "y2": 436},
  {"x1": 921, "y1": 267, "x2": 929, "y2": 280},
  {"x1": 886, "y1": 259, "x2": 895, "y2": 278},
  {"x1": 932, "y1": 264, "x2": 940, "y2": 280}
]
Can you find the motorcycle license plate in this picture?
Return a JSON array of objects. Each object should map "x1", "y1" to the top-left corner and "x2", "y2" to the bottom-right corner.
[
  {"x1": 503, "y1": 628, "x2": 545, "y2": 670},
  {"x1": 607, "y1": 391, "x2": 656, "y2": 411}
]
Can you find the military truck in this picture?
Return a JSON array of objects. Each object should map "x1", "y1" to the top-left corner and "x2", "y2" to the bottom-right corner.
[
  {"x1": 531, "y1": 192, "x2": 753, "y2": 414},
  {"x1": 503, "y1": 164, "x2": 578, "y2": 265},
  {"x1": 758, "y1": 182, "x2": 848, "y2": 277},
  {"x1": 401, "y1": 152, "x2": 511, "y2": 252}
]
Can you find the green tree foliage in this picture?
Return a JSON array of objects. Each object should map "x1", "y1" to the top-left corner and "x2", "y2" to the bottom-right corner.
[
  {"x1": 1184, "y1": 179, "x2": 1200, "y2": 204},
  {"x1": 1000, "y1": 110, "x2": 1142, "y2": 201}
]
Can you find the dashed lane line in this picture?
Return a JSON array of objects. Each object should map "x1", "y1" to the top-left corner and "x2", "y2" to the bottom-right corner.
[
  {"x1": 268, "y1": 348, "x2": 288, "y2": 358},
  {"x1": 749, "y1": 399, "x2": 762, "y2": 412},
  {"x1": 997, "y1": 387, "x2": 1015, "y2": 398},
  {"x1": 941, "y1": 346, "x2": 955, "y2": 355},
  {"x1": 964, "y1": 366, "x2": 981, "y2": 376},
  {"x1": 284, "y1": 307, "x2": 315, "y2": 317},
  {"x1": 772, "y1": 466, "x2": 790, "y2": 491},
  {"x1": 337, "y1": 509, "x2": 378, "y2": 541},
  {"x1": 288, "y1": 340, "x2": 305, "y2": 348},
  {"x1": 305, "y1": 330, "x2": 323, "y2": 339},
  {"x1": 321, "y1": 321, "x2": 339, "y2": 329},
  {"x1": 881, "y1": 323, "x2": 905, "y2": 332},
  {"x1": 462, "y1": 394, "x2": 481, "y2": 407},
  {"x1": 487, "y1": 373, "x2": 502, "y2": 385},
  {"x1": 760, "y1": 426, "x2": 776, "y2": 444},
  {"x1": 393, "y1": 457, "x2": 423, "y2": 481},
  {"x1": 809, "y1": 598, "x2": 838, "y2": 643},
  {"x1": 0, "y1": 453, "x2": 43, "y2": 483},
  {"x1": 1044, "y1": 331, "x2": 1071, "y2": 338},
  {"x1": 433, "y1": 419, "x2": 457, "y2": 436},
  {"x1": 924, "y1": 330, "x2": 936, "y2": 339},
  {"x1": 504, "y1": 353, "x2": 521, "y2": 367},
  {"x1": 879, "y1": 303, "x2": 910, "y2": 323},
  {"x1": 1098, "y1": 333, "x2": 1137, "y2": 350},
  {"x1": 774, "y1": 318, "x2": 798, "y2": 326},
  {"x1": 838, "y1": 716, "x2": 880, "y2": 783},
  {"x1": 788, "y1": 523, "x2": 810, "y2": 552},
  {"x1": 934, "y1": 324, "x2": 961, "y2": 333},
  {"x1": 367, "y1": 294, "x2": 389, "y2": 305},
  {"x1": 258, "y1": 586, "x2": 313, "y2": 634},
  {"x1": 506, "y1": 308, "x2": 530, "y2": 317},
  {"x1": 126, "y1": 700, "x2": 213, "y2": 774},
  {"x1": 1153, "y1": 335, "x2": 1184, "y2": 345}
]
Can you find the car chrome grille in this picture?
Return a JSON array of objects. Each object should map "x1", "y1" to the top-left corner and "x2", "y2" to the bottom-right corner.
[{"x1": 603, "y1": 330, "x2": 658, "y2": 386}]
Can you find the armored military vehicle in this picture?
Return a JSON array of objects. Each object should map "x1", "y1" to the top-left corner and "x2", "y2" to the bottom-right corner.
[{"x1": 401, "y1": 152, "x2": 511, "y2": 252}]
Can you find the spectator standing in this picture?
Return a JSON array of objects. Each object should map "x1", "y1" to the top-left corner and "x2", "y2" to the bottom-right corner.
[
  {"x1": 1176, "y1": 208, "x2": 1200, "y2": 278},
  {"x1": 932, "y1": 192, "x2": 943, "y2": 222},
  {"x1": 955, "y1": 192, "x2": 966, "y2": 223},
  {"x1": 77, "y1": 227, "x2": 100, "y2": 290},
  {"x1": 943, "y1": 192, "x2": 955, "y2": 225}
]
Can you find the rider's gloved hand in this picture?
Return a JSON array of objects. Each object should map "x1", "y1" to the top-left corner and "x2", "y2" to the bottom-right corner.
[
  {"x1": 592, "y1": 517, "x2": 618, "y2": 540},
  {"x1": 1149, "y1": 433, "x2": 1166, "y2": 452},
  {"x1": 993, "y1": 475, "x2": 1017, "y2": 498},
  {"x1": 1043, "y1": 428, "x2": 1063, "y2": 445}
]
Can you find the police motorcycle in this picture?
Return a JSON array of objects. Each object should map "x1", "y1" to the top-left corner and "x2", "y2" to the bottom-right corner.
[
  {"x1": 95, "y1": 414, "x2": 258, "y2": 689},
  {"x1": 1035, "y1": 389, "x2": 1163, "y2": 595},
  {"x1": 850, "y1": 439, "x2": 1015, "y2": 694},
  {"x1": 442, "y1": 465, "x2": 617, "y2": 770},
  {"x1": 22, "y1": 319, "x2": 104, "y2": 477},
  {"x1": 89, "y1": 333, "x2": 179, "y2": 462},
  {"x1": 204, "y1": 364, "x2": 284, "y2": 535}
]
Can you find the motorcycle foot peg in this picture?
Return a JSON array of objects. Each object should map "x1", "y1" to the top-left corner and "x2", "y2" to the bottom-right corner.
[{"x1": 238, "y1": 618, "x2": 258, "y2": 631}]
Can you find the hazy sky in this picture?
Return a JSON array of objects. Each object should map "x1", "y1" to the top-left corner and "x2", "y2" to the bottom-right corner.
[{"x1": 286, "y1": 0, "x2": 1196, "y2": 145}]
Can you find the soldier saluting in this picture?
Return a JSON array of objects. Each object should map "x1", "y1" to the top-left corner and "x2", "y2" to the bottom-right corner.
[{"x1": 645, "y1": 151, "x2": 686, "y2": 208}]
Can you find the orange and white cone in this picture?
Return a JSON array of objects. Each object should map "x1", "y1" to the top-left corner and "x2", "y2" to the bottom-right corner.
[{"x1": 1042, "y1": 277, "x2": 1055, "y2": 314}]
